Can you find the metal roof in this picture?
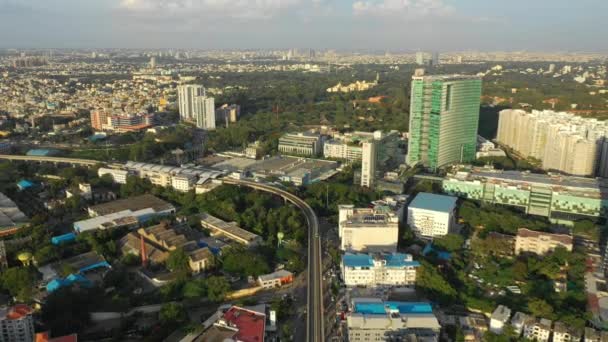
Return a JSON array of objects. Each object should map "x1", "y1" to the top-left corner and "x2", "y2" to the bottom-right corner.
[{"x1": 409, "y1": 192, "x2": 457, "y2": 213}]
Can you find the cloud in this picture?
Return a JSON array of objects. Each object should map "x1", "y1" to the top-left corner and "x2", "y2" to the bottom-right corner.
[
  {"x1": 352, "y1": 0, "x2": 453, "y2": 17},
  {"x1": 118, "y1": 0, "x2": 304, "y2": 20}
]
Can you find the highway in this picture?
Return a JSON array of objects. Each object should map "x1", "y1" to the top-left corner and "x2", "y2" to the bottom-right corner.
[
  {"x1": 223, "y1": 178, "x2": 325, "y2": 342},
  {"x1": 0, "y1": 154, "x2": 102, "y2": 166}
]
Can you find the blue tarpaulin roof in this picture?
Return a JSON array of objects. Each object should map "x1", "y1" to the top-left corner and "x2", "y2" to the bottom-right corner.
[
  {"x1": 51, "y1": 233, "x2": 77, "y2": 246},
  {"x1": 17, "y1": 180, "x2": 34, "y2": 189},
  {"x1": 342, "y1": 253, "x2": 374, "y2": 267},
  {"x1": 422, "y1": 244, "x2": 452, "y2": 260},
  {"x1": 354, "y1": 301, "x2": 433, "y2": 315},
  {"x1": 46, "y1": 273, "x2": 92, "y2": 292},
  {"x1": 79, "y1": 261, "x2": 111, "y2": 273}
]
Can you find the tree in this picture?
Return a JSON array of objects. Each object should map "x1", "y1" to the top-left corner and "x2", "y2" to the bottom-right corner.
[
  {"x1": 159, "y1": 303, "x2": 187, "y2": 324},
  {"x1": 206, "y1": 276, "x2": 230, "y2": 302},
  {"x1": 528, "y1": 299, "x2": 554, "y2": 319},
  {"x1": 34, "y1": 245, "x2": 59, "y2": 266},
  {"x1": 182, "y1": 279, "x2": 207, "y2": 300},
  {"x1": 433, "y1": 234, "x2": 464, "y2": 252},
  {"x1": 416, "y1": 261, "x2": 457, "y2": 304},
  {"x1": 221, "y1": 247, "x2": 270, "y2": 277},
  {"x1": 166, "y1": 248, "x2": 190, "y2": 273},
  {"x1": 0, "y1": 267, "x2": 37, "y2": 300},
  {"x1": 41, "y1": 288, "x2": 94, "y2": 336}
]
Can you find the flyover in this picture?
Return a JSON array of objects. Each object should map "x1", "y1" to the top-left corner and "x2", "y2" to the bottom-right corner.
[
  {"x1": 0, "y1": 154, "x2": 102, "y2": 167},
  {"x1": 222, "y1": 178, "x2": 325, "y2": 342}
]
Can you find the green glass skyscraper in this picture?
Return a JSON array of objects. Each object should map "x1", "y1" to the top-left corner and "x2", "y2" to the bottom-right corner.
[{"x1": 406, "y1": 74, "x2": 482, "y2": 170}]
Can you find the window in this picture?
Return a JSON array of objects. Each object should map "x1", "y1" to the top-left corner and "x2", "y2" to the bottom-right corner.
[{"x1": 445, "y1": 84, "x2": 452, "y2": 111}]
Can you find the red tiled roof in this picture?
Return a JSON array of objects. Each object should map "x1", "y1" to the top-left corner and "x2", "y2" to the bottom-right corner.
[
  {"x1": 223, "y1": 306, "x2": 265, "y2": 342},
  {"x1": 7, "y1": 304, "x2": 33, "y2": 320}
]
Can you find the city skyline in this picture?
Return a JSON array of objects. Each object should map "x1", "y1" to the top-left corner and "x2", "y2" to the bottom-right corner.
[{"x1": 0, "y1": 0, "x2": 607, "y2": 52}]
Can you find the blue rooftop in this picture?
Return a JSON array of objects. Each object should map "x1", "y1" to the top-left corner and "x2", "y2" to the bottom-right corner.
[
  {"x1": 354, "y1": 301, "x2": 433, "y2": 315},
  {"x1": 422, "y1": 244, "x2": 452, "y2": 261},
  {"x1": 385, "y1": 253, "x2": 421, "y2": 268},
  {"x1": 343, "y1": 253, "x2": 373, "y2": 268},
  {"x1": 409, "y1": 192, "x2": 457, "y2": 213},
  {"x1": 26, "y1": 149, "x2": 57, "y2": 156},
  {"x1": 17, "y1": 180, "x2": 34, "y2": 190}
]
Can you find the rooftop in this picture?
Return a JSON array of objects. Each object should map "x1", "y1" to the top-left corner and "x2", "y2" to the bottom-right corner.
[
  {"x1": 342, "y1": 253, "x2": 420, "y2": 268},
  {"x1": 0, "y1": 193, "x2": 28, "y2": 230},
  {"x1": 352, "y1": 298, "x2": 433, "y2": 315},
  {"x1": 222, "y1": 306, "x2": 265, "y2": 342},
  {"x1": 88, "y1": 194, "x2": 174, "y2": 216},
  {"x1": 0, "y1": 304, "x2": 33, "y2": 320},
  {"x1": 200, "y1": 212, "x2": 260, "y2": 244},
  {"x1": 409, "y1": 192, "x2": 457, "y2": 213},
  {"x1": 491, "y1": 305, "x2": 511, "y2": 322},
  {"x1": 516, "y1": 228, "x2": 573, "y2": 245}
]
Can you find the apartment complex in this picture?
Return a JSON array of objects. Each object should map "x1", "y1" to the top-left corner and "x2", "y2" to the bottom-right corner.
[
  {"x1": 407, "y1": 193, "x2": 457, "y2": 239},
  {"x1": 346, "y1": 298, "x2": 440, "y2": 342},
  {"x1": 489, "y1": 305, "x2": 511, "y2": 334},
  {"x1": 341, "y1": 253, "x2": 419, "y2": 287},
  {"x1": 407, "y1": 73, "x2": 482, "y2": 170},
  {"x1": 177, "y1": 84, "x2": 216, "y2": 130},
  {"x1": 0, "y1": 305, "x2": 35, "y2": 342},
  {"x1": 496, "y1": 109, "x2": 608, "y2": 176},
  {"x1": 442, "y1": 166, "x2": 608, "y2": 223},
  {"x1": 216, "y1": 104, "x2": 240, "y2": 127},
  {"x1": 523, "y1": 318, "x2": 552, "y2": 342},
  {"x1": 278, "y1": 132, "x2": 324, "y2": 157},
  {"x1": 90, "y1": 110, "x2": 154, "y2": 132},
  {"x1": 514, "y1": 228, "x2": 573, "y2": 255},
  {"x1": 338, "y1": 205, "x2": 400, "y2": 253}
]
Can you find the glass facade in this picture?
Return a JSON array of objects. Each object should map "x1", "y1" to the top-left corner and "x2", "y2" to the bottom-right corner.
[{"x1": 407, "y1": 75, "x2": 482, "y2": 170}]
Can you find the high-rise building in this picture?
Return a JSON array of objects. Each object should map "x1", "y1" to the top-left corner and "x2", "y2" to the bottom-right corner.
[
  {"x1": 415, "y1": 52, "x2": 426, "y2": 65},
  {"x1": 0, "y1": 304, "x2": 35, "y2": 342},
  {"x1": 361, "y1": 141, "x2": 377, "y2": 188},
  {"x1": 431, "y1": 52, "x2": 440, "y2": 66},
  {"x1": 150, "y1": 56, "x2": 157, "y2": 69},
  {"x1": 215, "y1": 104, "x2": 240, "y2": 127},
  {"x1": 496, "y1": 109, "x2": 608, "y2": 177},
  {"x1": 193, "y1": 96, "x2": 216, "y2": 130},
  {"x1": 406, "y1": 74, "x2": 482, "y2": 170},
  {"x1": 177, "y1": 85, "x2": 205, "y2": 121}
]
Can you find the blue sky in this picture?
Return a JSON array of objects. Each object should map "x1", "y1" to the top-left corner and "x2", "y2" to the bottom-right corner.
[{"x1": 0, "y1": 0, "x2": 606, "y2": 51}]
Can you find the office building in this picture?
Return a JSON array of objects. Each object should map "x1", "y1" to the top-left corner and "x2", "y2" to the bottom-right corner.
[
  {"x1": 177, "y1": 84, "x2": 205, "y2": 121},
  {"x1": 407, "y1": 193, "x2": 457, "y2": 239},
  {"x1": 496, "y1": 109, "x2": 608, "y2": 176},
  {"x1": 442, "y1": 166, "x2": 608, "y2": 223},
  {"x1": 278, "y1": 132, "x2": 324, "y2": 157},
  {"x1": 523, "y1": 318, "x2": 552, "y2": 342},
  {"x1": 193, "y1": 95, "x2": 216, "y2": 130},
  {"x1": 341, "y1": 253, "x2": 419, "y2": 287},
  {"x1": 200, "y1": 212, "x2": 262, "y2": 247},
  {"x1": 489, "y1": 305, "x2": 511, "y2": 334},
  {"x1": 407, "y1": 74, "x2": 482, "y2": 170},
  {"x1": 514, "y1": 228, "x2": 573, "y2": 255},
  {"x1": 338, "y1": 205, "x2": 399, "y2": 253},
  {"x1": 0, "y1": 304, "x2": 35, "y2": 342},
  {"x1": 431, "y1": 52, "x2": 440, "y2": 66},
  {"x1": 346, "y1": 298, "x2": 440, "y2": 342}
]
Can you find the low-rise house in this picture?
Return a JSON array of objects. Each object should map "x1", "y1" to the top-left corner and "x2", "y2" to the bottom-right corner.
[
  {"x1": 257, "y1": 270, "x2": 294, "y2": 289},
  {"x1": 200, "y1": 212, "x2": 262, "y2": 247},
  {"x1": 553, "y1": 321, "x2": 582, "y2": 342},
  {"x1": 523, "y1": 318, "x2": 552, "y2": 342},
  {"x1": 489, "y1": 305, "x2": 511, "y2": 334},
  {"x1": 515, "y1": 228, "x2": 573, "y2": 255}
]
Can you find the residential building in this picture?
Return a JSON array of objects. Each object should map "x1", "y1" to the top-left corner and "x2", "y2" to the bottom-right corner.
[
  {"x1": 323, "y1": 139, "x2": 363, "y2": 162},
  {"x1": 406, "y1": 74, "x2": 482, "y2": 170},
  {"x1": 515, "y1": 228, "x2": 573, "y2": 255},
  {"x1": 326, "y1": 75, "x2": 378, "y2": 93},
  {"x1": 346, "y1": 298, "x2": 440, "y2": 342},
  {"x1": 0, "y1": 304, "x2": 35, "y2": 342},
  {"x1": 193, "y1": 95, "x2": 215, "y2": 130},
  {"x1": 200, "y1": 212, "x2": 262, "y2": 246},
  {"x1": 257, "y1": 270, "x2": 294, "y2": 289},
  {"x1": 511, "y1": 312, "x2": 531, "y2": 337},
  {"x1": 407, "y1": 193, "x2": 457, "y2": 239},
  {"x1": 584, "y1": 327, "x2": 608, "y2": 342},
  {"x1": 198, "y1": 306, "x2": 266, "y2": 342},
  {"x1": 553, "y1": 321, "x2": 582, "y2": 342},
  {"x1": 177, "y1": 84, "x2": 205, "y2": 121},
  {"x1": 278, "y1": 132, "x2": 324, "y2": 157},
  {"x1": 489, "y1": 305, "x2": 511, "y2": 334},
  {"x1": 523, "y1": 318, "x2": 552, "y2": 342},
  {"x1": 216, "y1": 104, "x2": 240, "y2": 127},
  {"x1": 97, "y1": 168, "x2": 130, "y2": 184},
  {"x1": 341, "y1": 253, "x2": 420, "y2": 287},
  {"x1": 90, "y1": 110, "x2": 154, "y2": 132},
  {"x1": 338, "y1": 205, "x2": 399, "y2": 253},
  {"x1": 496, "y1": 109, "x2": 608, "y2": 176},
  {"x1": 171, "y1": 174, "x2": 196, "y2": 192},
  {"x1": 442, "y1": 166, "x2": 608, "y2": 223},
  {"x1": 416, "y1": 52, "x2": 426, "y2": 66},
  {"x1": 361, "y1": 141, "x2": 376, "y2": 187}
]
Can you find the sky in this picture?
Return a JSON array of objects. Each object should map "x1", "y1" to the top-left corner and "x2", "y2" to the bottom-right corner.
[{"x1": 0, "y1": 0, "x2": 606, "y2": 51}]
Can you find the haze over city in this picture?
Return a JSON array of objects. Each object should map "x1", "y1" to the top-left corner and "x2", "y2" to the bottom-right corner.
[{"x1": 1, "y1": 0, "x2": 607, "y2": 51}]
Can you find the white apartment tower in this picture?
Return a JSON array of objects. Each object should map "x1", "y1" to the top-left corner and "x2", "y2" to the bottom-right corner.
[
  {"x1": 361, "y1": 141, "x2": 377, "y2": 188},
  {"x1": 193, "y1": 96, "x2": 216, "y2": 130},
  {"x1": 177, "y1": 84, "x2": 205, "y2": 121}
]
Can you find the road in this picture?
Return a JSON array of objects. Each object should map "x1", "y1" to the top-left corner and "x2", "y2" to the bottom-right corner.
[{"x1": 223, "y1": 178, "x2": 325, "y2": 342}]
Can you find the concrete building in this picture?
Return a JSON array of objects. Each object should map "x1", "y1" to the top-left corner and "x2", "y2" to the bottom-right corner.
[
  {"x1": 407, "y1": 74, "x2": 482, "y2": 170},
  {"x1": 514, "y1": 228, "x2": 573, "y2": 255},
  {"x1": 199, "y1": 306, "x2": 266, "y2": 342},
  {"x1": 193, "y1": 95, "x2": 215, "y2": 130},
  {"x1": 511, "y1": 312, "x2": 531, "y2": 337},
  {"x1": 323, "y1": 140, "x2": 362, "y2": 162},
  {"x1": 553, "y1": 321, "x2": 582, "y2": 342},
  {"x1": 216, "y1": 104, "x2": 240, "y2": 127},
  {"x1": 496, "y1": 109, "x2": 608, "y2": 177},
  {"x1": 90, "y1": 110, "x2": 154, "y2": 132},
  {"x1": 0, "y1": 304, "x2": 35, "y2": 342},
  {"x1": 523, "y1": 318, "x2": 552, "y2": 342},
  {"x1": 171, "y1": 174, "x2": 196, "y2": 192},
  {"x1": 97, "y1": 168, "x2": 130, "y2": 184},
  {"x1": 278, "y1": 132, "x2": 324, "y2": 157},
  {"x1": 584, "y1": 327, "x2": 608, "y2": 342},
  {"x1": 0, "y1": 193, "x2": 28, "y2": 237},
  {"x1": 0, "y1": 141, "x2": 11, "y2": 154},
  {"x1": 442, "y1": 166, "x2": 608, "y2": 223},
  {"x1": 338, "y1": 205, "x2": 399, "y2": 253},
  {"x1": 346, "y1": 298, "x2": 440, "y2": 342},
  {"x1": 489, "y1": 305, "x2": 511, "y2": 334},
  {"x1": 361, "y1": 141, "x2": 376, "y2": 188},
  {"x1": 341, "y1": 253, "x2": 419, "y2": 287},
  {"x1": 407, "y1": 193, "x2": 457, "y2": 239},
  {"x1": 257, "y1": 270, "x2": 294, "y2": 289},
  {"x1": 200, "y1": 212, "x2": 262, "y2": 247},
  {"x1": 177, "y1": 84, "x2": 205, "y2": 121}
]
